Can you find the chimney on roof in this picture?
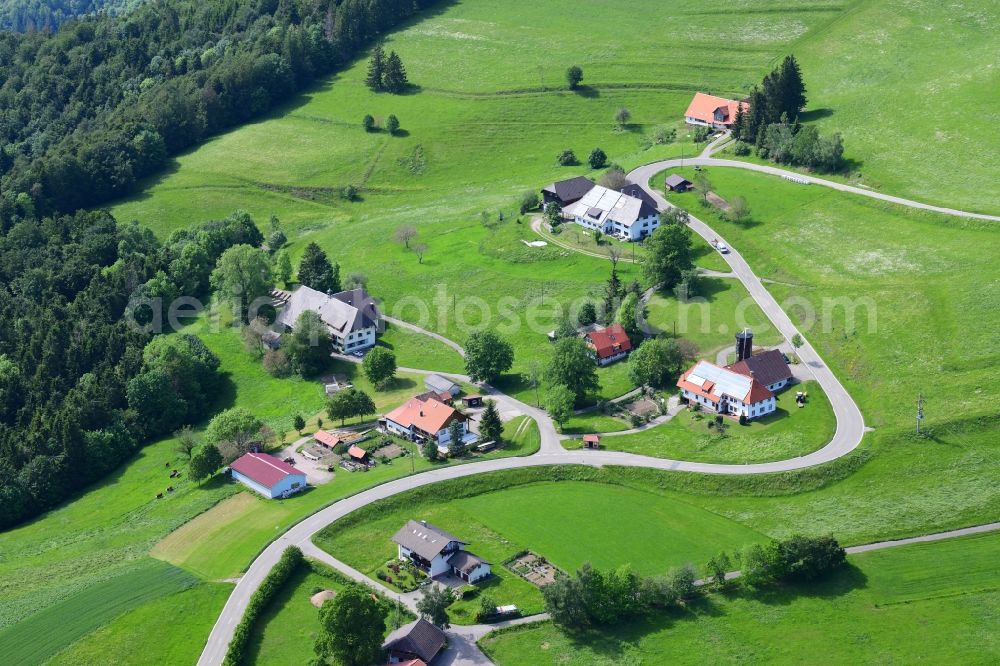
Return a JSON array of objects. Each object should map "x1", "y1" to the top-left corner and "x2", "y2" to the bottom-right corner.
[
  {"x1": 736, "y1": 328, "x2": 753, "y2": 361},
  {"x1": 419, "y1": 410, "x2": 424, "y2": 417}
]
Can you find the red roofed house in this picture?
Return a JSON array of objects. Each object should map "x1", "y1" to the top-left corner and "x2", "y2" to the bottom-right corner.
[
  {"x1": 584, "y1": 323, "x2": 633, "y2": 366},
  {"x1": 684, "y1": 92, "x2": 749, "y2": 130},
  {"x1": 230, "y1": 452, "x2": 307, "y2": 499},
  {"x1": 582, "y1": 434, "x2": 601, "y2": 449},
  {"x1": 313, "y1": 430, "x2": 341, "y2": 448},
  {"x1": 384, "y1": 395, "x2": 472, "y2": 449},
  {"x1": 677, "y1": 360, "x2": 776, "y2": 420},
  {"x1": 347, "y1": 444, "x2": 369, "y2": 463}
]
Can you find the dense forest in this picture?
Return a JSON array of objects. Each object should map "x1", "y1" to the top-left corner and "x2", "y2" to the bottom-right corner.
[
  {"x1": 0, "y1": 0, "x2": 140, "y2": 33},
  {"x1": 0, "y1": 0, "x2": 439, "y2": 223},
  {"x1": 0, "y1": 208, "x2": 267, "y2": 529}
]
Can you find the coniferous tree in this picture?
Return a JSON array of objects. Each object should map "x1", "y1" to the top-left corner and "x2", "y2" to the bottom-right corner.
[
  {"x1": 776, "y1": 55, "x2": 807, "y2": 118},
  {"x1": 365, "y1": 44, "x2": 386, "y2": 91},
  {"x1": 383, "y1": 51, "x2": 408, "y2": 93},
  {"x1": 297, "y1": 242, "x2": 341, "y2": 294},
  {"x1": 479, "y1": 399, "x2": 503, "y2": 445}
]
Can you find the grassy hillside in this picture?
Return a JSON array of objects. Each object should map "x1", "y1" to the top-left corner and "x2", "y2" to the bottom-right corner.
[
  {"x1": 481, "y1": 531, "x2": 1000, "y2": 664},
  {"x1": 315, "y1": 479, "x2": 770, "y2": 622},
  {"x1": 791, "y1": 0, "x2": 1000, "y2": 214},
  {"x1": 110, "y1": 0, "x2": 848, "y2": 408}
]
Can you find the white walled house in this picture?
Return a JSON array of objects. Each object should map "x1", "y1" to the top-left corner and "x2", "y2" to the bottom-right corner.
[
  {"x1": 392, "y1": 520, "x2": 492, "y2": 583},
  {"x1": 275, "y1": 286, "x2": 382, "y2": 353},
  {"x1": 677, "y1": 361, "x2": 776, "y2": 420},
  {"x1": 565, "y1": 185, "x2": 660, "y2": 241},
  {"x1": 383, "y1": 396, "x2": 476, "y2": 451},
  {"x1": 229, "y1": 453, "x2": 307, "y2": 499}
]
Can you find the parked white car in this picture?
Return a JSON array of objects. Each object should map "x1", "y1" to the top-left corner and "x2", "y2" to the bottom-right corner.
[{"x1": 717, "y1": 242, "x2": 730, "y2": 254}]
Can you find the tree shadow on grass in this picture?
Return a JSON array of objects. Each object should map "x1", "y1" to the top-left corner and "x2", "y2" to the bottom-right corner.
[
  {"x1": 735, "y1": 564, "x2": 869, "y2": 608},
  {"x1": 799, "y1": 107, "x2": 834, "y2": 122},
  {"x1": 573, "y1": 85, "x2": 600, "y2": 99},
  {"x1": 559, "y1": 595, "x2": 725, "y2": 661}
]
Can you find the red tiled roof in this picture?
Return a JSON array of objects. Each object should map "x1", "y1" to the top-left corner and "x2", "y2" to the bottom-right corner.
[
  {"x1": 585, "y1": 324, "x2": 633, "y2": 359},
  {"x1": 582, "y1": 434, "x2": 600, "y2": 443},
  {"x1": 684, "y1": 92, "x2": 748, "y2": 126},
  {"x1": 744, "y1": 380, "x2": 774, "y2": 405},
  {"x1": 385, "y1": 396, "x2": 464, "y2": 435},
  {"x1": 230, "y1": 452, "x2": 304, "y2": 488},
  {"x1": 347, "y1": 445, "x2": 367, "y2": 460},
  {"x1": 313, "y1": 430, "x2": 340, "y2": 447}
]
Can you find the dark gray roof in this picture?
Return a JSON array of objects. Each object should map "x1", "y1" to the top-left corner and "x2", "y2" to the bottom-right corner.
[
  {"x1": 727, "y1": 349, "x2": 792, "y2": 387},
  {"x1": 449, "y1": 550, "x2": 490, "y2": 574},
  {"x1": 392, "y1": 520, "x2": 466, "y2": 561},
  {"x1": 382, "y1": 618, "x2": 445, "y2": 662},
  {"x1": 542, "y1": 176, "x2": 595, "y2": 203},
  {"x1": 275, "y1": 286, "x2": 379, "y2": 335},
  {"x1": 620, "y1": 184, "x2": 660, "y2": 218},
  {"x1": 665, "y1": 174, "x2": 692, "y2": 188}
]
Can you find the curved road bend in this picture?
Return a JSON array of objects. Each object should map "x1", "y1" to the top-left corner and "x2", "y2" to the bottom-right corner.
[
  {"x1": 198, "y1": 162, "x2": 892, "y2": 665},
  {"x1": 629, "y1": 156, "x2": 1000, "y2": 222}
]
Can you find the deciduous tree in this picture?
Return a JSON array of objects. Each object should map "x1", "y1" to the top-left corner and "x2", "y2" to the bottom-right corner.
[
  {"x1": 315, "y1": 584, "x2": 387, "y2": 666},
  {"x1": 210, "y1": 244, "x2": 274, "y2": 322},
  {"x1": 566, "y1": 65, "x2": 583, "y2": 90},
  {"x1": 546, "y1": 338, "x2": 600, "y2": 402},
  {"x1": 464, "y1": 331, "x2": 515, "y2": 383},
  {"x1": 362, "y1": 347, "x2": 397, "y2": 389},
  {"x1": 642, "y1": 223, "x2": 693, "y2": 289},
  {"x1": 189, "y1": 444, "x2": 223, "y2": 484},
  {"x1": 416, "y1": 584, "x2": 455, "y2": 627},
  {"x1": 545, "y1": 383, "x2": 576, "y2": 429}
]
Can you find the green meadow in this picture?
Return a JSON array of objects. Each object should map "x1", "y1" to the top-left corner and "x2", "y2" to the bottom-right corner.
[
  {"x1": 587, "y1": 380, "x2": 835, "y2": 464},
  {"x1": 314, "y1": 479, "x2": 770, "y2": 623},
  {"x1": 3, "y1": 0, "x2": 997, "y2": 662},
  {"x1": 481, "y1": 531, "x2": 1000, "y2": 664}
]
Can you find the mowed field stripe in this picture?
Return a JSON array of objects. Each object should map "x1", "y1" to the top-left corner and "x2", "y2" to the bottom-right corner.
[{"x1": 0, "y1": 558, "x2": 198, "y2": 665}]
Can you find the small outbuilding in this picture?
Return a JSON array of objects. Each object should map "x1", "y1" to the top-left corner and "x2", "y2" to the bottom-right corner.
[
  {"x1": 582, "y1": 434, "x2": 601, "y2": 449},
  {"x1": 665, "y1": 174, "x2": 693, "y2": 192},
  {"x1": 461, "y1": 395, "x2": 484, "y2": 408},
  {"x1": 313, "y1": 430, "x2": 341, "y2": 448},
  {"x1": 382, "y1": 618, "x2": 445, "y2": 664},
  {"x1": 424, "y1": 374, "x2": 461, "y2": 397},
  {"x1": 230, "y1": 452, "x2": 307, "y2": 499}
]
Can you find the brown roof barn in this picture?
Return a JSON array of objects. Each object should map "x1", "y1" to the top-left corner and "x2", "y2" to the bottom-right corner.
[{"x1": 382, "y1": 618, "x2": 445, "y2": 663}]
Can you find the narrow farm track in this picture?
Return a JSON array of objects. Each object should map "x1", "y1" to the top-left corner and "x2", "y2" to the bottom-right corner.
[{"x1": 194, "y1": 151, "x2": 1000, "y2": 664}]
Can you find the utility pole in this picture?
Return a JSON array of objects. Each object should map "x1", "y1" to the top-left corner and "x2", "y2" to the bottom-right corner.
[{"x1": 916, "y1": 393, "x2": 924, "y2": 435}]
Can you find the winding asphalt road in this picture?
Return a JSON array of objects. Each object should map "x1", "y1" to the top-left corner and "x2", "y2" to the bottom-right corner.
[{"x1": 197, "y1": 154, "x2": 998, "y2": 665}]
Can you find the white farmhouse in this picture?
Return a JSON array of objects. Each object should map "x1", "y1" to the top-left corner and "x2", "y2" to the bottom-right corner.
[
  {"x1": 392, "y1": 519, "x2": 492, "y2": 583},
  {"x1": 677, "y1": 360, "x2": 777, "y2": 420},
  {"x1": 565, "y1": 184, "x2": 660, "y2": 241},
  {"x1": 276, "y1": 286, "x2": 381, "y2": 353}
]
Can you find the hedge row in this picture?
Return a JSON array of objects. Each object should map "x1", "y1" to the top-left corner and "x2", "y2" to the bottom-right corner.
[{"x1": 223, "y1": 546, "x2": 304, "y2": 666}]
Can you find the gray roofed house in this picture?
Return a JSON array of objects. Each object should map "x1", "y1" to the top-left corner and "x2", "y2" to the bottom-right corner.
[
  {"x1": 382, "y1": 618, "x2": 446, "y2": 664},
  {"x1": 392, "y1": 520, "x2": 493, "y2": 583},
  {"x1": 665, "y1": 174, "x2": 693, "y2": 192},
  {"x1": 541, "y1": 176, "x2": 595, "y2": 207},
  {"x1": 449, "y1": 550, "x2": 489, "y2": 575},
  {"x1": 424, "y1": 373, "x2": 460, "y2": 397},
  {"x1": 274, "y1": 285, "x2": 381, "y2": 353},
  {"x1": 392, "y1": 520, "x2": 467, "y2": 562},
  {"x1": 566, "y1": 185, "x2": 661, "y2": 241}
]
